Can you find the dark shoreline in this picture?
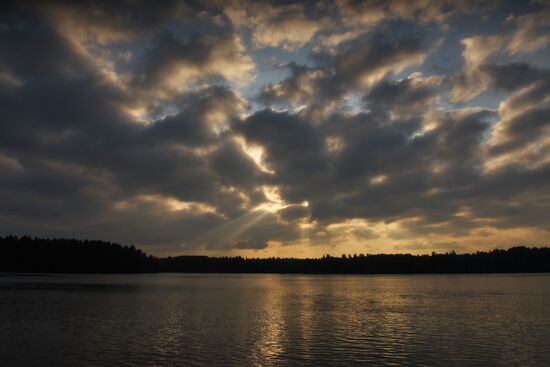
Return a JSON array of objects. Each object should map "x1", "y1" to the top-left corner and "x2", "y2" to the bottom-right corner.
[
  {"x1": 2, "y1": 272, "x2": 550, "y2": 277},
  {"x1": 2, "y1": 235, "x2": 550, "y2": 274}
]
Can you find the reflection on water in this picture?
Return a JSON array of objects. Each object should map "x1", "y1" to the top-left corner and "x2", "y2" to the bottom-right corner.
[{"x1": 1, "y1": 273, "x2": 550, "y2": 366}]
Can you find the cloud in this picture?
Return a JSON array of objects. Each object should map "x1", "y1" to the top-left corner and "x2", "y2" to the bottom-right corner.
[
  {"x1": 351, "y1": 227, "x2": 380, "y2": 241},
  {"x1": 450, "y1": 3, "x2": 550, "y2": 102},
  {"x1": 145, "y1": 86, "x2": 247, "y2": 145},
  {"x1": 393, "y1": 241, "x2": 463, "y2": 252},
  {"x1": 258, "y1": 36, "x2": 429, "y2": 117},
  {"x1": 0, "y1": 6, "x2": 267, "y2": 251},
  {"x1": 232, "y1": 240, "x2": 269, "y2": 250},
  {"x1": 482, "y1": 63, "x2": 549, "y2": 91},
  {"x1": 223, "y1": 1, "x2": 327, "y2": 50},
  {"x1": 234, "y1": 109, "x2": 329, "y2": 194},
  {"x1": 331, "y1": 36, "x2": 428, "y2": 87},
  {"x1": 258, "y1": 63, "x2": 328, "y2": 107},
  {"x1": 487, "y1": 79, "x2": 550, "y2": 169},
  {"x1": 506, "y1": 4, "x2": 550, "y2": 55},
  {"x1": 316, "y1": 30, "x2": 367, "y2": 52},
  {"x1": 449, "y1": 35, "x2": 505, "y2": 103},
  {"x1": 236, "y1": 104, "x2": 497, "y2": 232},
  {"x1": 132, "y1": 33, "x2": 254, "y2": 98},
  {"x1": 0, "y1": 153, "x2": 24, "y2": 175},
  {"x1": 278, "y1": 205, "x2": 310, "y2": 222},
  {"x1": 1, "y1": 0, "x2": 550, "y2": 256},
  {"x1": 335, "y1": 0, "x2": 493, "y2": 28},
  {"x1": 365, "y1": 73, "x2": 442, "y2": 118}
]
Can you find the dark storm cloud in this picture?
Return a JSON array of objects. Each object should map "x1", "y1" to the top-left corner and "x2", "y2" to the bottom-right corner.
[
  {"x1": 234, "y1": 109, "x2": 328, "y2": 178},
  {"x1": 450, "y1": 61, "x2": 550, "y2": 103},
  {"x1": 131, "y1": 32, "x2": 254, "y2": 97},
  {"x1": 0, "y1": 10, "x2": 83, "y2": 78},
  {"x1": 258, "y1": 36, "x2": 429, "y2": 113},
  {"x1": 0, "y1": 2, "x2": 272, "y2": 252},
  {"x1": 364, "y1": 75, "x2": 441, "y2": 118},
  {"x1": 335, "y1": 0, "x2": 496, "y2": 27},
  {"x1": 1, "y1": 0, "x2": 550, "y2": 254},
  {"x1": 351, "y1": 227, "x2": 379, "y2": 240},
  {"x1": 257, "y1": 63, "x2": 327, "y2": 106},
  {"x1": 330, "y1": 37, "x2": 427, "y2": 87},
  {"x1": 236, "y1": 101, "x2": 546, "y2": 238},
  {"x1": 232, "y1": 240, "x2": 269, "y2": 250},
  {"x1": 492, "y1": 103, "x2": 550, "y2": 155},
  {"x1": 209, "y1": 140, "x2": 267, "y2": 189},
  {"x1": 278, "y1": 205, "x2": 310, "y2": 222},
  {"x1": 144, "y1": 86, "x2": 244, "y2": 146},
  {"x1": 234, "y1": 109, "x2": 330, "y2": 205},
  {"x1": 489, "y1": 78, "x2": 550, "y2": 158},
  {"x1": 0, "y1": 4, "x2": 253, "y2": 192},
  {"x1": 316, "y1": 112, "x2": 486, "y2": 222},
  {"x1": 366, "y1": 78, "x2": 437, "y2": 107},
  {"x1": 482, "y1": 63, "x2": 550, "y2": 91}
]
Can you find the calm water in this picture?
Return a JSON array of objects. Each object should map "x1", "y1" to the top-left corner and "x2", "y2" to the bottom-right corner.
[{"x1": 1, "y1": 274, "x2": 550, "y2": 366}]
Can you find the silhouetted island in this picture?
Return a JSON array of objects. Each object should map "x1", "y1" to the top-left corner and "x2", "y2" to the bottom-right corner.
[
  {"x1": 0, "y1": 236, "x2": 158, "y2": 273},
  {"x1": 1, "y1": 236, "x2": 550, "y2": 274}
]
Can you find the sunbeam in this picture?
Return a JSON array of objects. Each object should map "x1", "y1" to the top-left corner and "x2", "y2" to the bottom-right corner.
[{"x1": 199, "y1": 209, "x2": 271, "y2": 247}]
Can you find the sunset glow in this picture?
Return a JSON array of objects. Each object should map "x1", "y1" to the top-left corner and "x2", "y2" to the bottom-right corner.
[{"x1": 1, "y1": 0, "x2": 550, "y2": 257}]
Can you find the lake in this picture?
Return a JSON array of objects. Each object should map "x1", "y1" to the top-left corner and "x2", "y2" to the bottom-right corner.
[{"x1": 1, "y1": 273, "x2": 549, "y2": 366}]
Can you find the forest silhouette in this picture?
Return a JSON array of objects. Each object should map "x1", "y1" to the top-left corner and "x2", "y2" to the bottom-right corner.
[{"x1": 2, "y1": 236, "x2": 550, "y2": 274}]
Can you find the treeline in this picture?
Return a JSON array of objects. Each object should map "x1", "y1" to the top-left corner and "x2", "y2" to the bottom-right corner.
[
  {"x1": 159, "y1": 247, "x2": 550, "y2": 274},
  {"x1": 0, "y1": 236, "x2": 158, "y2": 273},
  {"x1": 1, "y1": 236, "x2": 550, "y2": 274}
]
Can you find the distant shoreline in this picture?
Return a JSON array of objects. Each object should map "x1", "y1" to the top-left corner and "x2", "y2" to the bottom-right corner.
[
  {"x1": 2, "y1": 272, "x2": 550, "y2": 277},
  {"x1": 2, "y1": 235, "x2": 550, "y2": 274}
]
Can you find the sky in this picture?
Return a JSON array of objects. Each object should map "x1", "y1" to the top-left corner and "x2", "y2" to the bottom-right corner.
[{"x1": 1, "y1": 0, "x2": 549, "y2": 257}]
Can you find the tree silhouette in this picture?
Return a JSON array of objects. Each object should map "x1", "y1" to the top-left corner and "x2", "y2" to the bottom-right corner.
[
  {"x1": 1, "y1": 236, "x2": 550, "y2": 274},
  {"x1": 0, "y1": 236, "x2": 157, "y2": 273}
]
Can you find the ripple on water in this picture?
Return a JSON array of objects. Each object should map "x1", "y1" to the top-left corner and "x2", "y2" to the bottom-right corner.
[{"x1": 1, "y1": 274, "x2": 550, "y2": 366}]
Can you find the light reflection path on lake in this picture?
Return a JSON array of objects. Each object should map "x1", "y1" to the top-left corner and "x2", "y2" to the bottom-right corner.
[{"x1": 1, "y1": 273, "x2": 550, "y2": 366}]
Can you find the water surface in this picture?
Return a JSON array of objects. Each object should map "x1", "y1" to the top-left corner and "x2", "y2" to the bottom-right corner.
[{"x1": 1, "y1": 273, "x2": 549, "y2": 366}]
